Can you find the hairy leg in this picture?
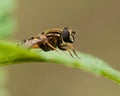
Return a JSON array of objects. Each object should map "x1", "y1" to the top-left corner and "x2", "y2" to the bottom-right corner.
[{"x1": 58, "y1": 43, "x2": 80, "y2": 59}]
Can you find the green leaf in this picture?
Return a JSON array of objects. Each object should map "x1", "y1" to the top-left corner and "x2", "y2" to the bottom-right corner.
[
  {"x1": 0, "y1": 0, "x2": 16, "y2": 38},
  {"x1": 0, "y1": 0, "x2": 16, "y2": 96},
  {"x1": 0, "y1": 40, "x2": 120, "y2": 84}
]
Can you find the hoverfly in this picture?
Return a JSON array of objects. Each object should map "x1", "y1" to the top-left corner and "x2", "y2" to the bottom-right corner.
[{"x1": 19, "y1": 27, "x2": 80, "y2": 58}]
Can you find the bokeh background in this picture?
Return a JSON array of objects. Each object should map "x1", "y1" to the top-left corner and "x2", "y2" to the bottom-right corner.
[{"x1": 8, "y1": 0, "x2": 120, "y2": 96}]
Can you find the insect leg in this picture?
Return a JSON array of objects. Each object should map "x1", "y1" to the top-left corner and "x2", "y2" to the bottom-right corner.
[
  {"x1": 44, "y1": 41, "x2": 58, "y2": 52},
  {"x1": 58, "y1": 43, "x2": 80, "y2": 59}
]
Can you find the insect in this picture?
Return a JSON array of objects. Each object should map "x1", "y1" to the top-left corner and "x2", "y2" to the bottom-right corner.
[{"x1": 19, "y1": 27, "x2": 80, "y2": 58}]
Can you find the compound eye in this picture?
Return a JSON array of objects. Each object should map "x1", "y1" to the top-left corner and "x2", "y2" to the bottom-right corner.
[
  {"x1": 62, "y1": 27, "x2": 75, "y2": 43},
  {"x1": 61, "y1": 27, "x2": 70, "y2": 42}
]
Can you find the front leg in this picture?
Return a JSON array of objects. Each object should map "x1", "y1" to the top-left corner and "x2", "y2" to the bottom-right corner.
[{"x1": 58, "y1": 43, "x2": 80, "y2": 59}]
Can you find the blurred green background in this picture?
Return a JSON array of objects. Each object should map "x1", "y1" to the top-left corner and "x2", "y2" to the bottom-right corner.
[{"x1": 8, "y1": 0, "x2": 120, "y2": 96}]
